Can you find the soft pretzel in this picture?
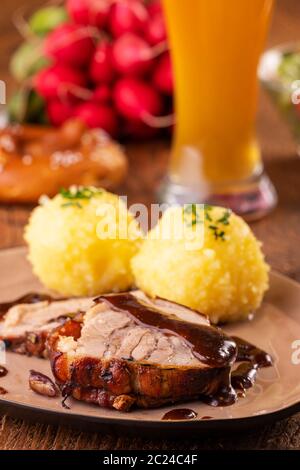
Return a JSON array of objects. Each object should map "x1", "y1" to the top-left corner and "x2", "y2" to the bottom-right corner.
[{"x1": 0, "y1": 119, "x2": 127, "y2": 203}]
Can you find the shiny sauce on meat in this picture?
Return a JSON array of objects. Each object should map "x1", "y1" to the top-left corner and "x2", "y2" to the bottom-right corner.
[
  {"x1": 162, "y1": 409, "x2": 197, "y2": 420},
  {"x1": 98, "y1": 293, "x2": 237, "y2": 368},
  {"x1": 0, "y1": 292, "x2": 55, "y2": 320}
]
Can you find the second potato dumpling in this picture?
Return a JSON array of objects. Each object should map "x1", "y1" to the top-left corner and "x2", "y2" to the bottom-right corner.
[{"x1": 131, "y1": 205, "x2": 269, "y2": 324}]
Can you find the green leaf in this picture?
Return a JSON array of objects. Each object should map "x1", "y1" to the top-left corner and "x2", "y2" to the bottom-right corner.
[
  {"x1": 29, "y1": 6, "x2": 68, "y2": 37},
  {"x1": 10, "y1": 39, "x2": 50, "y2": 82}
]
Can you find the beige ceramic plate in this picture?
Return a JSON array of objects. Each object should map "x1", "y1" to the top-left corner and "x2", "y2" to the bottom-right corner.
[{"x1": 0, "y1": 247, "x2": 300, "y2": 436}]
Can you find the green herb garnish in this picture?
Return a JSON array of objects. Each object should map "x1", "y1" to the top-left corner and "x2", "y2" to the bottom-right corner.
[
  {"x1": 184, "y1": 203, "x2": 203, "y2": 226},
  {"x1": 204, "y1": 211, "x2": 212, "y2": 222},
  {"x1": 217, "y1": 209, "x2": 231, "y2": 226},
  {"x1": 60, "y1": 186, "x2": 103, "y2": 207},
  {"x1": 184, "y1": 204, "x2": 231, "y2": 241},
  {"x1": 61, "y1": 201, "x2": 83, "y2": 209},
  {"x1": 209, "y1": 225, "x2": 226, "y2": 241},
  {"x1": 60, "y1": 186, "x2": 103, "y2": 200}
]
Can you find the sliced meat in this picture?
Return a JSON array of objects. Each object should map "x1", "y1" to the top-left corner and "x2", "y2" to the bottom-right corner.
[
  {"x1": 0, "y1": 293, "x2": 54, "y2": 320},
  {"x1": 48, "y1": 291, "x2": 237, "y2": 411},
  {"x1": 0, "y1": 296, "x2": 94, "y2": 357}
]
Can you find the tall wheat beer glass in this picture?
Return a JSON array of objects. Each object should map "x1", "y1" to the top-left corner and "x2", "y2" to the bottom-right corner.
[{"x1": 161, "y1": 0, "x2": 277, "y2": 218}]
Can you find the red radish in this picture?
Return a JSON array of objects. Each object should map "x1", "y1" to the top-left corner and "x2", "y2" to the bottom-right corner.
[
  {"x1": 35, "y1": 64, "x2": 86, "y2": 100},
  {"x1": 67, "y1": 0, "x2": 111, "y2": 28},
  {"x1": 109, "y1": 0, "x2": 148, "y2": 37},
  {"x1": 153, "y1": 52, "x2": 173, "y2": 95},
  {"x1": 147, "y1": 0, "x2": 162, "y2": 16},
  {"x1": 67, "y1": 0, "x2": 90, "y2": 25},
  {"x1": 146, "y1": 13, "x2": 167, "y2": 46},
  {"x1": 112, "y1": 33, "x2": 153, "y2": 76},
  {"x1": 44, "y1": 23, "x2": 95, "y2": 68},
  {"x1": 47, "y1": 99, "x2": 75, "y2": 126},
  {"x1": 74, "y1": 102, "x2": 118, "y2": 135},
  {"x1": 89, "y1": 42, "x2": 115, "y2": 84},
  {"x1": 113, "y1": 77, "x2": 162, "y2": 121},
  {"x1": 86, "y1": 0, "x2": 111, "y2": 28},
  {"x1": 93, "y1": 84, "x2": 111, "y2": 103}
]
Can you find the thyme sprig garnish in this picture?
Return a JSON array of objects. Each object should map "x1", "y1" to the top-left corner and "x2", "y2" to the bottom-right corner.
[
  {"x1": 204, "y1": 204, "x2": 213, "y2": 222},
  {"x1": 60, "y1": 186, "x2": 103, "y2": 208},
  {"x1": 61, "y1": 202, "x2": 83, "y2": 209},
  {"x1": 184, "y1": 204, "x2": 231, "y2": 241},
  {"x1": 208, "y1": 225, "x2": 226, "y2": 241},
  {"x1": 217, "y1": 209, "x2": 231, "y2": 226},
  {"x1": 60, "y1": 186, "x2": 103, "y2": 200},
  {"x1": 184, "y1": 203, "x2": 202, "y2": 226}
]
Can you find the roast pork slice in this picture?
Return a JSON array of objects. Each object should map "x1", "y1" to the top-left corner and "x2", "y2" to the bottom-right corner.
[
  {"x1": 49, "y1": 291, "x2": 237, "y2": 411},
  {"x1": 0, "y1": 296, "x2": 94, "y2": 357},
  {"x1": 59, "y1": 301, "x2": 208, "y2": 367}
]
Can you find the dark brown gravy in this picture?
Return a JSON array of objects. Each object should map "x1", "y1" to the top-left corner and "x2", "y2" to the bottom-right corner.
[
  {"x1": 61, "y1": 382, "x2": 73, "y2": 409},
  {"x1": 162, "y1": 409, "x2": 197, "y2": 421},
  {"x1": 0, "y1": 292, "x2": 55, "y2": 320},
  {"x1": 232, "y1": 336, "x2": 273, "y2": 368},
  {"x1": 0, "y1": 366, "x2": 8, "y2": 378},
  {"x1": 0, "y1": 386, "x2": 7, "y2": 395},
  {"x1": 231, "y1": 363, "x2": 258, "y2": 391},
  {"x1": 201, "y1": 375, "x2": 237, "y2": 408},
  {"x1": 98, "y1": 293, "x2": 237, "y2": 368}
]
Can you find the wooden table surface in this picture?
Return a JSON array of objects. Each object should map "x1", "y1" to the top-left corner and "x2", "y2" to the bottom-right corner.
[{"x1": 0, "y1": 0, "x2": 300, "y2": 451}]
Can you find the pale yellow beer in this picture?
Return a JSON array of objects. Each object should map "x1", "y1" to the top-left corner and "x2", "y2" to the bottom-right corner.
[{"x1": 163, "y1": 0, "x2": 274, "y2": 185}]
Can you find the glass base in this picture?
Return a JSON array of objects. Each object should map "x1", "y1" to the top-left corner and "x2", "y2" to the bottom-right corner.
[{"x1": 158, "y1": 172, "x2": 277, "y2": 221}]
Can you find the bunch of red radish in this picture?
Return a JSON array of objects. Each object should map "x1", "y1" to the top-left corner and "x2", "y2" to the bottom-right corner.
[{"x1": 34, "y1": 0, "x2": 173, "y2": 138}]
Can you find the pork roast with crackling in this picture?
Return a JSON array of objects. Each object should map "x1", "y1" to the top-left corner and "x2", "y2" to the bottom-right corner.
[{"x1": 48, "y1": 291, "x2": 237, "y2": 411}]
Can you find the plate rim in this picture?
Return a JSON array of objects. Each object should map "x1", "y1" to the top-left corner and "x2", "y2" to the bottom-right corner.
[{"x1": 1, "y1": 394, "x2": 299, "y2": 433}]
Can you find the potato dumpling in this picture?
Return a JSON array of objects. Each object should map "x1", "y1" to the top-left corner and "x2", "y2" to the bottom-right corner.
[
  {"x1": 131, "y1": 205, "x2": 269, "y2": 324},
  {"x1": 25, "y1": 186, "x2": 142, "y2": 296}
]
